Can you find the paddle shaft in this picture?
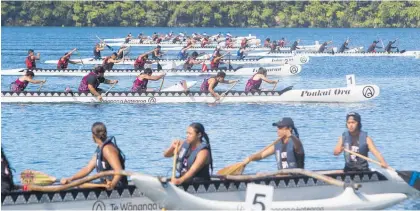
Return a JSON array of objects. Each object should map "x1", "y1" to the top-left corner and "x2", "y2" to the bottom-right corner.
[
  {"x1": 212, "y1": 81, "x2": 238, "y2": 104},
  {"x1": 343, "y1": 148, "x2": 395, "y2": 171},
  {"x1": 38, "y1": 79, "x2": 46, "y2": 92},
  {"x1": 104, "y1": 83, "x2": 117, "y2": 95},
  {"x1": 172, "y1": 144, "x2": 179, "y2": 179},
  {"x1": 271, "y1": 81, "x2": 278, "y2": 91}
]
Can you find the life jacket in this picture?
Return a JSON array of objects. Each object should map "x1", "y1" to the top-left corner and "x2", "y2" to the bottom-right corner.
[
  {"x1": 25, "y1": 56, "x2": 36, "y2": 69},
  {"x1": 274, "y1": 138, "x2": 298, "y2": 170},
  {"x1": 176, "y1": 141, "x2": 210, "y2": 181},
  {"x1": 183, "y1": 57, "x2": 195, "y2": 70},
  {"x1": 102, "y1": 57, "x2": 114, "y2": 70},
  {"x1": 93, "y1": 47, "x2": 101, "y2": 59},
  {"x1": 200, "y1": 77, "x2": 218, "y2": 92},
  {"x1": 342, "y1": 131, "x2": 369, "y2": 171},
  {"x1": 237, "y1": 49, "x2": 243, "y2": 57},
  {"x1": 241, "y1": 39, "x2": 247, "y2": 48},
  {"x1": 1, "y1": 150, "x2": 15, "y2": 194},
  {"x1": 57, "y1": 57, "x2": 70, "y2": 69},
  {"x1": 291, "y1": 41, "x2": 299, "y2": 51},
  {"x1": 367, "y1": 44, "x2": 376, "y2": 53},
  {"x1": 245, "y1": 74, "x2": 263, "y2": 92},
  {"x1": 78, "y1": 72, "x2": 99, "y2": 92},
  {"x1": 279, "y1": 40, "x2": 285, "y2": 47},
  {"x1": 10, "y1": 78, "x2": 29, "y2": 92},
  {"x1": 152, "y1": 50, "x2": 160, "y2": 59},
  {"x1": 95, "y1": 136, "x2": 128, "y2": 186},
  {"x1": 134, "y1": 56, "x2": 147, "y2": 69},
  {"x1": 131, "y1": 77, "x2": 148, "y2": 92},
  {"x1": 156, "y1": 38, "x2": 162, "y2": 44},
  {"x1": 264, "y1": 41, "x2": 270, "y2": 48},
  {"x1": 201, "y1": 39, "x2": 209, "y2": 48}
]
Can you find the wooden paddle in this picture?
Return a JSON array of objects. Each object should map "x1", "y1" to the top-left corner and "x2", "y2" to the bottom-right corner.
[
  {"x1": 172, "y1": 143, "x2": 180, "y2": 179},
  {"x1": 104, "y1": 82, "x2": 117, "y2": 95},
  {"x1": 343, "y1": 148, "x2": 395, "y2": 171},
  {"x1": 217, "y1": 137, "x2": 282, "y2": 176},
  {"x1": 271, "y1": 80, "x2": 279, "y2": 91},
  {"x1": 158, "y1": 76, "x2": 165, "y2": 92},
  {"x1": 209, "y1": 81, "x2": 238, "y2": 105},
  {"x1": 21, "y1": 170, "x2": 132, "y2": 192}
]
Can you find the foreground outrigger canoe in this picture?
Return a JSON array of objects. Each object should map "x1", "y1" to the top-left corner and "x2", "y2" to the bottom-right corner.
[
  {"x1": 1, "y1": 64, "x2": 302, "y2": 77},
  {"x1": 2, "y1": 169, "x2": 419, "y2": 210},
  {"x1": 1, "y1": 83, "x2": 379, "y2": 104}
]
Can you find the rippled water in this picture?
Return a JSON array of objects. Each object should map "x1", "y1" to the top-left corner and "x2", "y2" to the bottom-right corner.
[{"x1": 1, "y1": 27, "x2": 420, "y2": 209}]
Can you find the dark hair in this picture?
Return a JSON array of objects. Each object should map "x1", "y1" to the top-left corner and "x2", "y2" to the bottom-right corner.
[
  {"x1": 92, "y1": 122, "x2": 107, "y2": 142},
  {"x1": 93, "y1": 66, "x2": 105, "y2": 74},
  {"x1": 346, "y1": 113, "x2": 362, "y2": 130},
  {"x1": 189, "y1": 123, "x2": 213, "y2": 174},
  {"x1": 216, "y1": 71, "x2": 226, "y2": 78},
  {"x1": 25, "y1": 71, "x2": 35, "y2": 77},
  {"x1": 143, "y1": 68, "x2": 153, "y2": 75},
  {"x1": 291, "y1": 126, "x2": 300, "y2": 138},
  {"x1": 192, "y1": 51, "x2": 199, "y2": 57},
  {"x1": 112, "y1": 52, "x2": 118, "y2": 57},
  {"x1": 28, "y1": 49, "x2": 34, "y2": 53},
  {"x1": 257, "y1": 67, "x2": 267, "y2": 75}
]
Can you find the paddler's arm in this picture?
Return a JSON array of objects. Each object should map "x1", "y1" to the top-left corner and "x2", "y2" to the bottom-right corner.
[
  {"x1": 333, "y1": 136, "x2": 344, "y2": 156},
  {"x1": 27, "y1": 77, "x2": 46, "y2": 84},
  {"x1": 163, "y1": 140, "x2": 183, "y2": 157},
  {"x1": 88, "y1": 84, "x2": 102, "y2": 97},
  {"x1": 260, "y1": 75, "x2": 278, "y2": 84},
  {"x1": 208, "y1": 78, "x2": 221, "y2": 99},
  {"x1": 102, "y1": 145, "x2": 123, "y2": 190},
  {"x1": 34, "y1": 53, "x2": 41, "y2": 60},
  {"x1": 143, "y1": 73, "x2": 165, "y2": 81},
  {"x1": 220, "y1": 79, "x2": 239, "y2": 84},
  {"x1": 60, "y1": 155, "x2": 96, "y2": 184},
  {"x1": 109, "y1": 58, "x2": 122, "y2": 63},
  {"x1": 104, "y1": 78, "x2": 118, "y2": 84},
  {"x1": 366, "y1": 136, "x2": 389, "y2": 168},
  {"x1": 243, "y1": 145, "x2": 275, "y2": 164},
  {"x1": 171, "y1": 149, "x2": 209, "y2": 185}
]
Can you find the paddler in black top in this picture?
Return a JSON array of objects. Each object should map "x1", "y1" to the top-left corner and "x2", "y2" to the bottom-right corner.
[
  {"x1": 333, "y1": 112, "x2": 389, "y2": 172},
  {"x1": 152, "y1": 45, "x2": 164, "y2": 60},
  {"x1": 61, "y1": 122, "x2": 128, "y2": 190},
  {"x1": 290, "y1": 39, "x2": 301, "y2": 51},
  {"x1": 102, "y1": 53, "x2": 122, "y2": 70},
  {"x1": 367, "y1": 41, "x2": 382, "y2": 53},
  {"x1": 78, "y1": 66, "x2": 118, "y2": 102},
  {"x1": 242, "y1": 118, "x2": 305, "y2": 169},
  {"x1": 116, "y1": 46, "x2": 130, "y2": 60},
  {"x1": 384, "y1": 40, "x2": 398, "y2": 53},
  {"x1": 338, "y1": 40, "x2": 350, "y2": 53},
  {"x1": 124, "y1": 33, "x2": 132, "y2": 43},
  {"x1": 163, "y1": 123, "x2": 213, "y2": 185},
  {"x1": 318, "y1": 41, "x2": 333, "y2": 53},
  {"x1": 94, "y1": 43, "x2": 105, "y2": 60}
]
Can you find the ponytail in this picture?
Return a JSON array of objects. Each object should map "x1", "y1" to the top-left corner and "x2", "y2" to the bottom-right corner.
[
  {"x1": 202, "y1": 132, "x2": 213, "y2": 174},
  {"x1": 292, "y1": 126, "x2": 300, "y2": 138}
]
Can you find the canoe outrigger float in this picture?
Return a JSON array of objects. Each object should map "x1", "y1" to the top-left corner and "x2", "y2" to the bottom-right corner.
[
  {"x1": 0, "y1": 64, "x2": 302, "y2": 77},
  {"x1": 43, "y1": 55, "x2": 310, "y2": 66},
  {"x1": 2, "y1": 168, "x2": 419, "y2": 210}
]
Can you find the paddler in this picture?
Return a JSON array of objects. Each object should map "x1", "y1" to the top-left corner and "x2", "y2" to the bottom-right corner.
[
  {"x1": 183, "y1": 52, "x2": 204, "y2": 70},
  {"x1": 237, "y1": 46, "x2": 247, "y2": 60},
  {"x1": 318, "y1": 41, "x2": 333, "y2": 53},
  {"x1": 60, "y1": 122, "x2": 128, "y2": 190},
  {"x1": 242, "y1": 117, "x2": 305, "y2": 169},
  {"x1": 384, "y1": 40, "x2": 398, "y2": 53},
  {"x1": 116, "y1": 45, "x2": 129, "y2": 60},
  {"x1": 367, "y1": 41, "x2": 382, "y2": 53},
  {"x1": 78, "y1": 66, "x2": 118, "y2": 101},
  {"x1": 1, "y1": 148, "x2": 16, "y2": 193},
  {"x1": 290, "y1": 39, "x2": 301, "y2": 51},
  {"x1": 278, "y1": 38, "x2": 286, "y2": 47},
  {"x1": 201, "y1": 37, "x2": 210, "y2": 47},
  {"x1": 210, "y1": 51, "x2": 228, "y2": 70},
  {"x1": 245, "y1": 67, "x2": 279, "y2": 92},
  {"x1": 163, "y1": 123, "x2": 213, "y2": 184},
  {"x1": 102, "y1": 53, "x2": 122, "y2": 70},
  {"x1": 264, "y1": 38, "x2": 271, "y2": 47},
  {"x1": 333, "y1": 112, "x2": 389, "y2": 172},
  {"x1": 93, "y1": 43, "x2": 105, "y2": 60},
  {"x1": 131, "y1": 68, "x2": 165, "y2": 92},
  {"x1": 124, "y1": 33, "x2": 132, "y2": 43},
  {"x1": 200, "y1": 72, "x2": 238, "y2": 101},
  {"x1": 151, "y1": 45, "x2": 164, "y2": 60},
  {"x1": 338, "y1": 40, "x2": 350, "y2": 53},
  {"x1": 57, "y1": 48, "x2": 81, "y2": 69},
  {"x1": 240, "y1": 37, "x2": 249, "y2": 48},
  {"x1": 25, "y1": 49, "x2": 40, "y2": 69},
  {"x1": 178, "y1": 44, "x2": 193, "y2": 60},
  {"x1": 10, "y1": 71, "x2": 46, "y2": 92},
  {"x1": 134, "y1": 50, "x2": 154, "y2": 70}
]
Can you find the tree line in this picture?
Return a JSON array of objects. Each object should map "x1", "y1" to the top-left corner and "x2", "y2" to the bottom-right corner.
[{"x1": 2, "y1": 1, "x2": 419, "y2": 27}]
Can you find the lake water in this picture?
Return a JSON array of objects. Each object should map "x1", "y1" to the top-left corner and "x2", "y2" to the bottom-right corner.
[{"x1": 1, "y1": 27, "x2": 419, "y2": 209}]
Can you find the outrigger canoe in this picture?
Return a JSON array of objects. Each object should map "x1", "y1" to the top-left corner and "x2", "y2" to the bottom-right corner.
[
  {"x1": 247, "y1": 50, "x2": 420, "y2": 57},
  {"x1": 2, "y1": 169, "x2": 418, "y2": 210},
  {"x1": 1, "y1": 83, "x2": 379, "y2": 104},
  {"x1": 0, "y1": 64, "x2": 302, "y2": 77},
  {"x1": 44, "y1": 55, "x2": 310, "y2": 66}
]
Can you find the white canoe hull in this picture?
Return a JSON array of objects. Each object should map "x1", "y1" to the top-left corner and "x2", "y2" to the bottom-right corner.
[
  {"x1": 131, "y1": 173, "x2": 407, "y2": 210},
  {"x1": 2, "y1": 169, "x2": 417, "y2": 210},
  {"x1": 1, "y1": 65, "x2": 302, "y2": 77},
  {"x1": 248, "y1": 50, "x2": 420, "y2": 57},
  {"x1": 1, "y1": 84, "x2": 379, "y2": 104}
]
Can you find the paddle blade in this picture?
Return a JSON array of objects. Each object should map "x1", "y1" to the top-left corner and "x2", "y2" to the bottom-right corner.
[
  {"x1": 20, "y1": 170, "x2": 57, "y2": 185},
  {"x1": 157, "y1": 63, "x2": 163, "y2": 70},
  {"x1": 201, "y1": 63, "x2": 208, "y2": 72},
  {"x1": 217, "y1": 162, "x2": 246, "y2": 176}
]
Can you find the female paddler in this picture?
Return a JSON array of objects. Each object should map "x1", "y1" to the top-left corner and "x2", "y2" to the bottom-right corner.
[
  {"x1": 10, "y1": 71, "x2": 46, "y2": 92},
  {"x1": 333, "y1": 112, "x2": 389, "y2": 172},
  {"x1": 200, "y1": 72, "x2": 238, "y2": 101},
  {"x1": 78, "y1": 66, "x2": 118, "y2": 102},
  {"x1": 242, "y1": 117, "x2": 305, "y2": 170},
  {"x1": 163, "y1": 123, "x2": 213, "y2": 185},
  {"x1": 61, "y1": 122, "x2": 128, "y2": 190},
  {"x1": 131, "y1": 68, "x2": 166, "y2": 92},
  {"x1": 245, "y1": 67, "x2": 278, "y2": 92}
]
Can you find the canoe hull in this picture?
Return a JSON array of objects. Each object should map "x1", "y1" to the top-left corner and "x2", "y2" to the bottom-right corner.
[
  {"x1": 248, "y1": 51, "x2": 420, "y2": 57},
  {"x1": 1, "y1": 85, "x2": 379, "y2": 104}
]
